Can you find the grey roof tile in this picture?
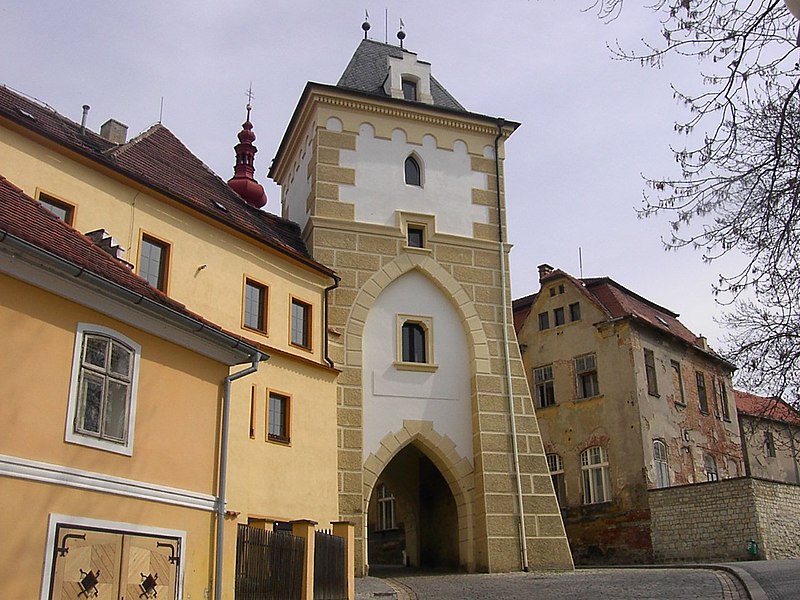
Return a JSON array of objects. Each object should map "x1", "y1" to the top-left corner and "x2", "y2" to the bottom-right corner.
[{"x1": 337, "y1": 39, "x2": 466, "y2": 112}]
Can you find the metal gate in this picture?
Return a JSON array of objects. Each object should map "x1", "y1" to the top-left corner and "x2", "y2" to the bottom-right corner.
[
  {"x1": 235, "y1": 524, "x2": 305, "y2": 600},
  {"x1": 313, "y1": 529, "x2": 346, "y2": 600}
]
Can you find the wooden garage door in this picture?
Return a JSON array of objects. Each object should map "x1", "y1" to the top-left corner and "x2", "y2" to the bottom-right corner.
[{"x1": 49, "y1": 525, "x2": 179, "y2": 600}]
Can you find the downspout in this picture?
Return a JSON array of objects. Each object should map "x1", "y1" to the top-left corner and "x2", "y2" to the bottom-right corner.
[
  {"x1": 324, "y1": 275, "x2": 341, "y2": 368},
  {"x1": 215, "y1": 352, "x2": 264, "y2": 600},
  {"x1": 494, "y1": 119, "x2": 530, "y2": 572}
]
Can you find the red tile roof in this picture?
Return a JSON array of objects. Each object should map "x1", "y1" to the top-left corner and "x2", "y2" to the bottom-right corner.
[
  {"x1": 514, "y1": 267, "x2": 729, "y2": 366},
  {"x1": 0, "y1": 85, "x2": 334, "y2": 278},
  {"x1": 735, "y1": 390, "x2": 800, "y2": 426},
  {"x1": 0, "y1": 173, "x2": 258, "y2": 351}
]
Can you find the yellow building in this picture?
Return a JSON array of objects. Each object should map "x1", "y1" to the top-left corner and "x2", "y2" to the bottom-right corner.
[
  {"x1": 0, "y1": 174, "x2": 264, "y2": 598},
  {"x1": 270, "y1": 38, "x2": 572, "y2": 573},
  {"x1": 514, "y1": 265, "x2": 742, "y2": 564},
  {"x1": 0, "y1": 84, "x2": 340, "y2": 598}
]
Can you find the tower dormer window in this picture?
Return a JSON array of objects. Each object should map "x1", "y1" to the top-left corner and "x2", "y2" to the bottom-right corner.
[
  {"x1": 404, "y1": 156, "x2": 421, "y2": 187},
  {"x1": 402, "y1": 78, "x2": 418, "y2": 101}
]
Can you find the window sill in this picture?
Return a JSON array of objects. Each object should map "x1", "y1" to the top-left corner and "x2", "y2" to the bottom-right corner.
[
  {"x1": 243, "y1": 325, "x2": 269, "y2": 337},
  {"x1": 404, "y1": 246, "x2": 432, "y2": 255},
  {"x1": 66, "y1": 434, "x2": 133, "y2": 457},
  {"x1": 289, "y1": 342, "x2": 313, "y2": 353},
  {"x1": 393, "y1": 361, "x2": 438, "y2": 373},
  {"x1": 577, "y1": 394, "x2": 603, "y2": 402},
  {"x1": 267, "y1": 434, "x2": 291, "y2": 446},
  {"x1": 674, "y1": 401, "x2": 687, "y2": 409}
]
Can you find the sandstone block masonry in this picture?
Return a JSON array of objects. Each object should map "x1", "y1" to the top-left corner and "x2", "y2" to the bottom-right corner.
[{"x1": 649, "y1": 477, "x2": 800, "y2": 561}]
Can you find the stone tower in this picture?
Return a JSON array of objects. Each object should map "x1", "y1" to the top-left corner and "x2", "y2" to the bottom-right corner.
[{"x1": 270, "y1": 37, "x2": 573, "y2": 574}]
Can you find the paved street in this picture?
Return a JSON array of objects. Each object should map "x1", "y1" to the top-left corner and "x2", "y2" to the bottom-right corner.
[
  {"x1": 359, "y1": 567, "x2": 750, "y2": 600},
  {"x1": 728, "y1": 560, "x2": 800, "y2": 600}
]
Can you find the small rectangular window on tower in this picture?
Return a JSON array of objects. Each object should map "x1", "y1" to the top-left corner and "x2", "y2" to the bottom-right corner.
[
  {"x1": 402, "y1": 78, "x2": 417, "y2": 101},
  {"x1": 407, "y1": 225, "x2": 425, "y2": 248}
]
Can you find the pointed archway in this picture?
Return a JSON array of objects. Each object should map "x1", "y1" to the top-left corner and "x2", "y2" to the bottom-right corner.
[{"x1": 364, "y1": 421, "x2": 474, "y2": 572}]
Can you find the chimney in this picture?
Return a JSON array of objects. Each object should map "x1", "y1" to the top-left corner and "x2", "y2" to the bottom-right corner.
[
  {"x1": 100, "y1": 119, "x2": 128, "y2": 144},
  {"x1": 85, "y1": 229, "x2": 126, "y2": 261},
  {"x1": 538, "y1": 263, "x2": 555, "y2": 281},
  {"x1": 697, "y1": 335, "x2": 708, "y2": 351},
  {"x1": 79, "y1": 104, "x2": 90, "y2": 135}
]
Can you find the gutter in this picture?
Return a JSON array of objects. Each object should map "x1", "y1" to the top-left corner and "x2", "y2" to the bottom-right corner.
[
  {"x1": 0, "y1": 229, "x2": 261, "y2": 359},
  {"x1": 215, "y1": 353, "x2": 264, "y2": 600},
  {"x1": 494, "y1": 119, "x2": 529, "y2": 572},
  {"x1": 323, "y1": 274, "x2": 341, "y2": 368}
]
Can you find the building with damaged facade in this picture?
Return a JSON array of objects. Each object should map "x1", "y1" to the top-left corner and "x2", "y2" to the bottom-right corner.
[{"x1": 513, "y1": 264, "x2": 742, "y2": 564}]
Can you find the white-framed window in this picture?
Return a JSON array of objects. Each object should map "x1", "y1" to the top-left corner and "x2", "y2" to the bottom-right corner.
[
  {"x1": 395, "y1": 315, "x2": 436, "y2": 371},
  {"x1": 704, "y1": 453, "x2": 719, "y2": 481},
  {"x1": 534, "y1": 365, "x2": 556, "y2": 408},
  {"x1": 546, "y1": 453, "x2": 566, "y2": 506},
  {"x1": 66, "y1": 324, "x2": 140, "y2": 456},
  {"x1": 575, "y1": 353, "x2": 600, "y2": 398},
  {"x1": 376, "y1": 483, "x2": 397, "y2": 530},
  {"x1": 580, "y1": 446, "x2": 610, "y2": 504},
  {"x1": 402, "y1": 78, "x2": 418, "y2": 101},
  {"x1": 653, "y1": 439, "x2": 670, "y2": 488}
]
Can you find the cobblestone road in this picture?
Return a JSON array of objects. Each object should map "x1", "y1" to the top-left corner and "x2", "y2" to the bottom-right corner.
[{"x1": 377, "y1": 568, "x2": 748, "y2": 600}]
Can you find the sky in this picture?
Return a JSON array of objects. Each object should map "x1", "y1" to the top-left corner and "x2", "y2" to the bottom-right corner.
[{"x1": 1, "y1": 1, "x2": 743, "y2": 350}]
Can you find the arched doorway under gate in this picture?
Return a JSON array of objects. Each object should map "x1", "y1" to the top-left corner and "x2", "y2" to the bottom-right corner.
[{"x1": 366, "y1": 443, "x2": 461, "y2": 570}]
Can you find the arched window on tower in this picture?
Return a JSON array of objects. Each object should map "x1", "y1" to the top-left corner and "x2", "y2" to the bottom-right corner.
[{"x1": 404, "y1": 155, "x2": 422, "y2": 187}]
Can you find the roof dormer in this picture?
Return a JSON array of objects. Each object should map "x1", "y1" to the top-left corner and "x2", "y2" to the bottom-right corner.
[{"x1": 384, "y1": 52, "x2": 434, "y2": 105}]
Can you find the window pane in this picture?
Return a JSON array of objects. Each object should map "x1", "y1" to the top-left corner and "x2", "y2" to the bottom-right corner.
[
  {"x1": 402, "y1": 322, "x2": 426, "y2": 363},
  {"x1": 110, "y1": 342, "x2": 131, "y2": 377},
  {"x1": 39, "y1": 195, "x2": 73, "y2": 223},
  {"x1": 84, "y1": 336, "x2": 108, "y2": 369},
  {"x1": 408, "y1": 227, "x2": 424, "y2": 248},
  {"x1": 291, "y1": 300, "x2": 309, "y2": 347},
  {"x1": 104, "y1": 381, "x2": 129, "y2": 442},
  {"x1": 140, "y1": 236, "x2": 167, "y2": 290},
  {"x1": 538, "y1": 312, "x2": 550, "y2": 330},
  {"x1": 404, "y1": 156, "x2": 421, "y2": 186},
  {"x1": 269, "y1": 393, "x2": 288, "y2": 439},
  {"x1": 569, "y1": 302, "x2": 581, "y2": 321},
  {"x1": 402, "y1": 79, "x2": 417, "y2": 101},
  {"x1": 77, "y1": 373, "x2": 104, "y2": 434},
  {"x1": 244, "y1": 281, "x2": 266, "y2": 331},
  {"x1": 554, "y1": 307, "x2": 565, "y2": 326}
]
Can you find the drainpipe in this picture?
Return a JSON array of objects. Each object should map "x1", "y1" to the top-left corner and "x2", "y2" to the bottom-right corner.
[
  {"x1": 494, "y1": 119, "x2": 529, "y2": 572},
  {"x1": 324, "y1": 275, "x2": 341, "y2": 368},
  {"x1": 215, "y1": 352, "x2": 264, "y2": 600}
]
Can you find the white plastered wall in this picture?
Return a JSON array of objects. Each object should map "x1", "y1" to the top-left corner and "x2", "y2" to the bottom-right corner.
[
  {"x1": 340, "y1": 124, "x2": 487, "y2": 237},
  {"x1": 362, "y1": 270, "x2": 472, "y2": 463}
]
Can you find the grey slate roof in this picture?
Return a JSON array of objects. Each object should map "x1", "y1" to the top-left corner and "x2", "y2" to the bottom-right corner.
[{"x1": 337, "y1": 39, "x2": 466, "y2": 112}]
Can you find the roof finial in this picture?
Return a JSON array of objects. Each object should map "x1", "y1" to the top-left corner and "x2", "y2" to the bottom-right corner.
[
  {"x1": 228, "y1": 85, "x2": 267, "y2": 209},
  {"x1": 397, "y1": 18, "x2": 405, "y2": 49},
  {"x1": 362, "y1": 10, "x2": 370, "y2": 39},
  {"x1": 245, "y1": 83, "x2": 255, "y2": 122}
]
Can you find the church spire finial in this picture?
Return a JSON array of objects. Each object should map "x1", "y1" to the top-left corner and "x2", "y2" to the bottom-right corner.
[
  {"x1": 397, "y1": 18, "x2": 406, "y2": 49},
  {"x1": 362, "y1": 10, "x2": 371, "y2": 39},
  {"x1": 227, "y1": 86, "x2": 267, "y2": 209}
]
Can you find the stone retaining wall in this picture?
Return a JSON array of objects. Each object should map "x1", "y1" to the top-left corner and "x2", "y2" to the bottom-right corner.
[{"x1": 648, "y1": 477, "x2": 800, "y2": 562}]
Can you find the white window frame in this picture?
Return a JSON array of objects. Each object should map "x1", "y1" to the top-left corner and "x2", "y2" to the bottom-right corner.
[
  {"x1": 534, "y1": 364, "x2": 556, "y2": 408},
  {"x1": 580, "y1": 446, "x2": 610, "y2": 504},
  {"x1": 653, "y1": 439, "x2": 670, "y2": 488},
  {"x1": 65, "y1": 324, "x2": 141, "y2": 456},
  {"x1": 376, "y1": 483, "x2": 397, "y2": 531},
  {"x1": 546, "y1": 453, "x2": 566, "y2": 505},
  {"x1": 575, "y1": 353, "x2": 600, "y2": 398}
]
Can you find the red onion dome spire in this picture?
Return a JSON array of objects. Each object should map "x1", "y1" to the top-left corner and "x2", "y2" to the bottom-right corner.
[{"x1": 227, "y1": 99, "x2": 267, "y2": 209}]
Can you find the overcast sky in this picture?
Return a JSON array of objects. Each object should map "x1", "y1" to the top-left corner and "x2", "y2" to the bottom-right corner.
[{"x1": 2, "y1": 1, "x2": 742, "y2": 349}]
